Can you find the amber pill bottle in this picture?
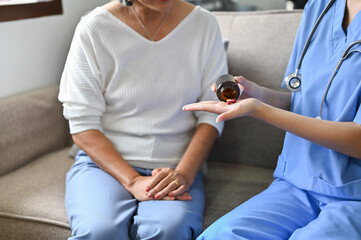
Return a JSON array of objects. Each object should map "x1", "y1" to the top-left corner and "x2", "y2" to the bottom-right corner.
[{"x1": 216, "y1": 74, "x2": 241, "y2": 102}]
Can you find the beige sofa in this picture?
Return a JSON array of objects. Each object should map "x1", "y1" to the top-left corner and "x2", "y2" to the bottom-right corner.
[{"x1": 0, "y1": 10, "x2": 302, "y2": 239}]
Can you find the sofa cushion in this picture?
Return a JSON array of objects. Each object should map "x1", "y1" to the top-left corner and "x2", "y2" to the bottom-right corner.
[
  {"x1": 0, "y1": 148, "x2": 73, "y2": 239},
  {"x1": 0, "y1": 86, "x2": 70, "y2": 176},
  {"x1": 203, "y1": 161, "x2": 274, "y2": 229},
  {"x1": 214, "y1": 10, "x2": 303, "y2": 89}
]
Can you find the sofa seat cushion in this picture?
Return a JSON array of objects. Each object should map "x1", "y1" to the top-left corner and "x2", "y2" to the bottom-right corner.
[
  {"x1": 203, "y1": 161, "x2": 274, "y2": 229},
  {"x1": 0, "y1": 148, "x2": 274, "y2": 238},
  {"x1": 0, "y1": 148, "x2": 73, "y2": 239}
]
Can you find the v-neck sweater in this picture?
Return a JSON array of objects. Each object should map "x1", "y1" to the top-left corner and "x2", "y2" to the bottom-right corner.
[{"x1": 58, "y1": 6, "x2": 227, "y2": 169}]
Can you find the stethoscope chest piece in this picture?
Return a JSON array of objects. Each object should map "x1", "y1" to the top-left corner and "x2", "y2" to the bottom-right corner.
[{"x1": 284, "y1": 72, "x2": 301, "y2": 92}]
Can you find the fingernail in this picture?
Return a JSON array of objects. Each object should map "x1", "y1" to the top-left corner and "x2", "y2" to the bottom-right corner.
[
  {"x1": 154, "y1": 194, "x2": 160, "y2": 199},
  {"x1": 146, "y1": 187, "x2": 150, "y2": 192},
  {"x1": 147, "y1": 192, "x2": 153, "y2": 198},
  {"x1": 169, "y1": 193, "x2": 173, "y2": 197}
]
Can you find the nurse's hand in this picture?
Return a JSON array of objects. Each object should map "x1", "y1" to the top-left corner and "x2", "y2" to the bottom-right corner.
[
  {"x1": 145, "y1": 168, "x2": 192, "y2": 201},
  {"x1": 211, "y1": 76, "x2": 264, "y2": 101},
  {"x1": 183, "y1": 98, "x2": 261, "y2": 123}
]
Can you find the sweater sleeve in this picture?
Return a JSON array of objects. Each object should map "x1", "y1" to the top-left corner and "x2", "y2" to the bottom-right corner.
[
  {"x1": 58, "y1": 21, "x2": 106, "y2": 134},
  {"x1": 195, "y1": 14, "x2": 227, "y2": 135}
]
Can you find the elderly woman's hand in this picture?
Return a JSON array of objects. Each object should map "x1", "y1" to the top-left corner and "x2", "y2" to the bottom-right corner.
[
  {"x1": 145, "y1": 168, "x2": 192, "y2": 201},
  {"x1": 128, "y1": 175, "x2": 191, "y2": 201}
]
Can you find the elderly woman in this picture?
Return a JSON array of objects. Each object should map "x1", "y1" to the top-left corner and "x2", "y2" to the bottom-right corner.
[{"x1": 58, "y1": 0, "x2": 227, "y2": 239}]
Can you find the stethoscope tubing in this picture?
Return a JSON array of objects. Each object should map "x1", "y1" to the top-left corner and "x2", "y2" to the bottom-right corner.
[
  {"x1": 318, "y1": 43, "x2": 361, "y2": 118},
  {"x1": 286, "y1": 0, "x2": 361, "y2": 119}
]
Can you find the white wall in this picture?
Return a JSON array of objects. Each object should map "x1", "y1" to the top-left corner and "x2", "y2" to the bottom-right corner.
[{"x1": 0, "y1": 0, "x2": 109, "y2": 98}]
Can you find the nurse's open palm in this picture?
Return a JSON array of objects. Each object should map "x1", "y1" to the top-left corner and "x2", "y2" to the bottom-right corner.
[{"x1": 183, "y1": 98, "x2": 261, "y2": 122}]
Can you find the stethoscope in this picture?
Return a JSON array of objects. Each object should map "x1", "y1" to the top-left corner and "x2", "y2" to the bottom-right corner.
[{"x1": 284, "y1": 0, "x2": 361, "y2": 119}]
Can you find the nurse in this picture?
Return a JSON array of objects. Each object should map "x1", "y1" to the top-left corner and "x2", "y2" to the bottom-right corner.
[{"x1": 183, "y1": 0, "x2": 361, "y2": 239}]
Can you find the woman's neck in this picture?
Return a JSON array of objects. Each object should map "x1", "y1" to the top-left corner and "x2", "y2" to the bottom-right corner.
[{"x1": 131, "y1": 0, "x2": 174, "y2": 23}]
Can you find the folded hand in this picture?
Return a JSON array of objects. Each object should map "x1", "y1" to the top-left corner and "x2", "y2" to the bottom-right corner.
[{"x1": 145, "y1": 168, "x2": 192, "y2": 201}]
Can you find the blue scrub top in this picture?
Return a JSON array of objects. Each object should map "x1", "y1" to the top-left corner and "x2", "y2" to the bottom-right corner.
[{"x1": 275, "y1": 0, "x2": 361, "y2": 200}]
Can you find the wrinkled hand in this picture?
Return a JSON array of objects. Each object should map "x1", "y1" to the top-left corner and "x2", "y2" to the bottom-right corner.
[
  {"x1": 146, "y1": 168, "x2": 192, "y2": 201},
  {"x1": 183, "y1": 98, "x2": 261, "y2": 122},
  {"x1": 128, "y1": 175, "x2": 177, "y2": 202}
]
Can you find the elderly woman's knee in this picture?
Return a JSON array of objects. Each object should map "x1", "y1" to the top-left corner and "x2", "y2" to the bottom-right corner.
[
  {"x1": 74, "y1": 218, "x2": 129, "y2": 240},
  {"x1": 134, "y1": 211, "x2": 201, "y2": 240}
]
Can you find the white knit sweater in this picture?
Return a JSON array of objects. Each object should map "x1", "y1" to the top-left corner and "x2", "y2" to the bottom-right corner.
[{"x1": 59, "y1": 6, "x2": 227, "y2": 169}]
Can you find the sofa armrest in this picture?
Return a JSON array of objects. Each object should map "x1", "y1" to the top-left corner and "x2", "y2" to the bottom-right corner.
[{"x1": 0, "y1": 86, "x2": 70, "y2": 176}]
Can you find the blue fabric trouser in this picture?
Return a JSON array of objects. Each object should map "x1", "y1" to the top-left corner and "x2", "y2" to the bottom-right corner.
[
  {"x1": 65, "y1": 151, "x2": 205, "y2": 240},
  {"x1": 197, "y1": 178, "x2": 361, "y2": 240}
]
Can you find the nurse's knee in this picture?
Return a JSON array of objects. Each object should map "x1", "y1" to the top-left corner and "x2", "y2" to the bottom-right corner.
[{"x1": 198, "y1": 216, "x2": 235, "y2": 240}]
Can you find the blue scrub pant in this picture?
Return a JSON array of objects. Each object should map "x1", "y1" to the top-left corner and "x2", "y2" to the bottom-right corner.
[
  {"x1": 65, "y1": 151, "x2": 205, "y2": 240},
  {"x1": 197, "y1": 178, "x2": 361, "y2": 240}
]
